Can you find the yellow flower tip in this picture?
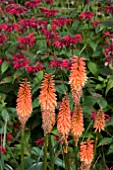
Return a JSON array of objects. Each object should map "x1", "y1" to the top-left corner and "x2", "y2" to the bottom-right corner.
[
  {"x1": 16, "y1": 80, "x2": 32, "y2": 125},
  {"x1": 80, "y1": 138, "x2": 94, "y2": 165},
  {"x1": 71, "y1": 104, "x2": 84, "y2": 142},
  {"x1": 93, "y1": 107, "x2": 105, "y2": 133},
  {"x1": 39, "y1": 73, "x2": 57, "y2": 134}
]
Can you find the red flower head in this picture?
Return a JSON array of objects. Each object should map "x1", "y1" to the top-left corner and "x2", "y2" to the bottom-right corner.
[{"x1": 79, "y1": 12, "x2": 94, "y2": 20}]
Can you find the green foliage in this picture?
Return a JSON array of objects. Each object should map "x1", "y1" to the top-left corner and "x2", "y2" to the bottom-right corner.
[{"x1": 0, "y1": 0, "x2": 113, "y2": 169}]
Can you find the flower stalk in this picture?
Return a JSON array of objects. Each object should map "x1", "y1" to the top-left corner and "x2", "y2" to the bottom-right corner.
[
  {"x1": 21, "y1": 125, "x2": 25, "y2": 170},
  {"x1": 48, "y1": 134, "x2": 54, "y2": 170},
  {"x1": 43, "y1": 134, "x2": 48, "y2": 170},
  {"x1": 64, "y1": 150, "x2": 70, "y2": 170}
]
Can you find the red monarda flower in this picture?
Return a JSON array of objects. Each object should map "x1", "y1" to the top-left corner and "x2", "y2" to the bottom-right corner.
[
  {"x1": 18, "y1": 33, "x2": 36, "y2": 47},
  {"x1": 57, "y1": 96, "x2": 71, "y2": 152},
  {"x1": 0, "y1": 146, "x2": 6, "y2": 153},
  {"x1": 39, "y1": 73, "x2": 57, "y2": 135},
  {"x1": 105, "y1": 6, "x2": 113, "y2": 14},
  {"x1": 69, "y1": 56, "x2": 87, "y2": 104},
  {"x1": 5, "y1": 4, "x2": 28, "y2": 16},
  {"x1": 6, "y1": 132, "x2": 13, "y2": 143},
  {"x1": 25, "y1": 0, "x2": 40, "y2": 8},
  {"x1": 71, "y1": 104, "x2": 84, "y2": 145},
  {"x1": 16, "y1": 80, "x2": 32, "y2": 125},
  {"x1": 40, "y1": 7, "x2": 59, "y2": 17},
  {"x1": 79, "y1": 12, "x2": 94, "y2": 20},
  {"x1": 80, "y1": 138, "x2": 94, "y2": 170},
  {"x1": 93, "y1": 107, "x2": 105, "y2": 133},
  {"x1": 12, "y1": 53, "x2": 30, "y2": 69}
]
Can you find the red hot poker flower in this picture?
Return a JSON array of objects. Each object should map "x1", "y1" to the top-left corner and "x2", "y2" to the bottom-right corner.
[
  {"x1": 80, "y1": 138, "x2": 94, "y2": 170},
  {"x1": 16, "y1": 80, "x2": 32, "y2": 125},
  {"x1": 57, "y1": 96, "x2": 71, "y2": 153},
  {"x1": 39, "y1": 73, "x2": 57, "y2": 135}
]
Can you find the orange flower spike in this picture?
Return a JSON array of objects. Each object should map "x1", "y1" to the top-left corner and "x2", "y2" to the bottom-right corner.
[
  {"x1": 80, "y1": 138, "x2": 94, "y2": 164},
  {"x1": 69, "y1": 56, "x2": 87, "y2": 91},
  {"x1": 57, "y1": 96, "x2": 71, "y2": 152},
  {"x1": 39, "y1": 73, "x2": 57, "y2": 134},
  {"x1": 16, "y1": 80, "x2": 32, "y2": 125},
  {"x1": 69, "y1": 56, "x2": 87, "y2": 105},
  {"x1": 94, "y1": 107, "x2": 105, "y2": 133},
  {"x1": 39, "y1": 73, "x2": 57, "y2": 112},
  {"x1": 71, "y1": 104, "x2": 84, "y2": 145}
]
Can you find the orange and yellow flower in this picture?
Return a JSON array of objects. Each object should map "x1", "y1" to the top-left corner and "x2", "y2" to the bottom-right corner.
[
  {"x1": 93, "y1": 107, "x2": 105, "y2": 133},
  {"x1": 69, "y1": 56, "x2": 87, "y2": 105},
  {"x1": 57, "y1": 95, "x2": 71, "y2": 152},
  {"x1": 80, "y1": 138, "x2": 94, "y2": 170},
  {"x1": 16, "y1": 80, "x2": 32, "y2": 125},
  {"x1": 39, "y1": 73, "x2": 57, "y2": 135},
  {"x1": 71, "y1": 104, "x2": 84, "y2": 145}
]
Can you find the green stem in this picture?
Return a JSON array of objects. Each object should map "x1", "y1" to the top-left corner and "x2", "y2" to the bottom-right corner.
[
  {"x1": 64, "y1": 152, "x2": 70, "y2": 170},
  {"x1": 1, "y1": 115, "x2": 8, "y2": 170},
  {"x1": 81, "y1": 120, "x2": 93, "y2": 142},
  {"x1": 48, "y1": 134, "x2": 54, "y2": 170},
  {"x1": 92, "y1": 132, "x2": 99, "y2": 168},
  {"x1": 43, "y1": 134, "x2": 48, "y2": 170},
  {"x1": 74, "y1": 144, "x2": 78, "y2": 169},
  {"x1": 21, "y1": 125, "x2": 25, "y2": 170},
  {"x1": 60, "y1": 69, "x2": 67, "y2": 95}
]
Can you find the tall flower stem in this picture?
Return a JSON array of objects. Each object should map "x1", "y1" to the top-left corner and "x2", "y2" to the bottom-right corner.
[
  {"x1": 64, "y1": 152, "x2": 70, "y2": 170},
  {"x1": 74, "y1": 143, "x2": 79, "y2": 169},
  {"x1": 92, "y1": 132, "x2": 99, "y2": 167},
  {"x1": 21, "y1": 125, "x2": 25, "y2": 170},
  {"x1": 43, "y1": 134, "x2": 48, "y2": 170},
  {"x1": 48, "y1": 134, "x2": 54, "y2": 170}
]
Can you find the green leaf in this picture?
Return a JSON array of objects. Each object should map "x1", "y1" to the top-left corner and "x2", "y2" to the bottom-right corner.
[
  {"x1": 105, "y1": 121, "x2": 113, "y2": 127},
  {"x1": 1, "y1": 109, "x2": 10, "y2": 121},
  {"x1": 1, "y1": 61, "x2": 10, "y2": 74},
  {"x1": 31, "y1": 147, "x2": 43, "y2": 157},
  {"x1": 0, "y1": 93, "x2": 6, "y2": 100},
  {"x1": 97, "y1": 99, "x2": 107, "y2": 109},
  {"x1": 32, "y1": 98, "x2": 39, "y2": 108},
  {"x1": 98, "y1": 76, "x2": 104, "y2": 81},
  {"x1": 87, "y1": 61, "x2": 98, "y2": 77},
  {"x1": 105, "y1": 79, "x2": 113, "y2": 96},
  {"x1": 37, "y1": 70, "x2": 44, "y2": 81},
  {"x1": 98, "y1": 138, "x2": 112, "y2": 147},
  {"x1": 89, "y1": 41, "x2": 98, "y2": 52},
  {"x1": 54, "y1": 158, "x2": 65, "y2": 168},
  {"x1": 28, "y1": 162, "x2": 43, "y2": 170},
  {"x1": 108, "y1": 144, "x2": 113, "y2": 154},
  {"x1": 83, "y1": 96, "x2": 97, "y2": 107},
  {"x1": 0, "y1": 77, "x2": 13, "y2": 84},
  {"x1": 4, "y1": 164, "x2": 13, "y2": 170},
  {"x1": 24, "y1": 157, "x2": 34, "y2": 169},
  {"x1": 56, "y1": 84, "x2": 67, "y2": 94}
]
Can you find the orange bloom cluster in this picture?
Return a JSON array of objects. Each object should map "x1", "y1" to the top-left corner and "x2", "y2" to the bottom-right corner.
[
  {"x1": 69, "y1": 56, "x2": 87, "y2": 104},
  {"x1": 16, "y1": 80, "x2": 32, "y2": 125},
  {"x1": 80, "y1": 138, "x2": 94, "y2": 170},
  {"x1": 93, "y1": 107, "x2": 105, "y2": 133},
  {"x1": 39, "y1": 73, "x2": 57, "y2": 135},
  {"x1": 71, "y1": 104, "x2": 84, "y2": 145},
  {"x1": 57, "y1": 95, "x2": 71, "y2": 152}
]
